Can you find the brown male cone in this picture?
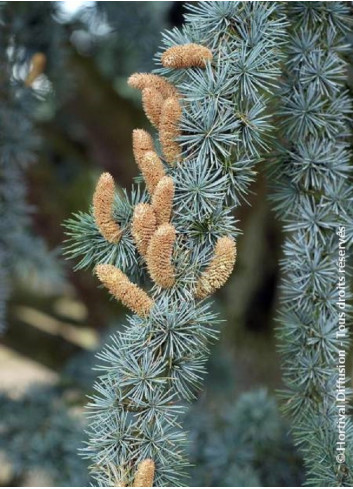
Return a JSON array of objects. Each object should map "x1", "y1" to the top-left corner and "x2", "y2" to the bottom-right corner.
[
  {"x1": 142, "y1": 87, "x2": 164, "y2": 128},
  {"x1": 128, "y1": 72, "x2": 178, "y2": 99},
  {"x1": 161, "y1": 43, "x2": 213, "y2": 69},
  {"x1": 132, "y1": 129, "x2": 155, "y2": 165},
  {"x1": 93, "y1": 172, "x2": 122, "y2": 244},
  {"x1": 152, "y1": 176, "x2": 174, "y2": 225},
  {"x1": 195, "y1": 236, "x2": 237, "y2": 299},
  {"x1": 96, "y1": 264, "x2": 154, "y2": 317},
  {"x1": 132, "y1": 459, "x2": 155, "y2": 487},
  {"x1": 132, "y1": 203, "x2": 157, "y2": 257},
  {"x1": 140, "y1": 151, "x2": 166, "y2": 195},
  {"x1": 159, "y1": 97, "x2": 182, "y2": 165},
  {"x1": 146, "y1": 224, "x2": 176, "y2": 288},
  {"x1": 132, "y1": 129, "x2": 165, "y2": 195}
]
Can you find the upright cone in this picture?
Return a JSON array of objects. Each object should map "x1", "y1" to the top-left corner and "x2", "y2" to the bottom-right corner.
[
  {"x1": 132, "y1": 203, "x2": 157, "y2": 257},
  {"x1": 195, "y1": 236, "x2": 236, "y2": 299},
  {"x1": 142, "y1": 87, "x2": 164, "y2": 128},
  {"x1": 159, "y1": 97, "x2": 182, "y2": 165},
  {"x1": 152, "y1": 176, "x2": 174, "y2": 225},
  {"x1": 146, "y1": 224, "x2": 176, "y2": 288},
  {"x1": 133, "y1": 459, "x2": 155, "y2": 487},
  {"x1": 93, "y1": 173, "x2": 121, "y2": 243}
]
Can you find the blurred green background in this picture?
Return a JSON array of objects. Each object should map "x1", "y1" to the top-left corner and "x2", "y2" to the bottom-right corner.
[{"x1": 0, "y1": 2, "x2": 304, "y2": 486}]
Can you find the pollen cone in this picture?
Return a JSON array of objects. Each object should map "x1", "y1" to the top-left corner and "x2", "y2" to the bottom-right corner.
[
  {"x1": 132, "y1": 129, "x2": 155, "y2": 166},
  {"x1": 133, "y1": 459, "x2": 155, "y2": 487},
  {"x1": 152, "y1": 176, "x2": 174, "y2": 225},
  {"x1": 139, "y1": 151, "x2": 166, "y2": 195},
  {"x1": 161, "y1": 43, "x2": 212, "y2": 69},
  {"x1": 96, "y1": 264, "x2": 154, "y2": 317},
  {"x1": 159, "y1": 97, "x2": 182, "y2": 165},
  {"x1": 128, "y1": 72, "x2": 178, "y2": 98},
  {"x1": 146, "y1": 224, "x2": 176, "y2": 288},
  {"x1": 142, "y1": 87, "x2": 164, "y2": 128},
  {"x1": 93, "y1": 172, "x2": 121, "y2": 243},
  {"x1": 132, "y1": 130, "x2": 165, "y2": 194},
  {"x1": 132, "y1": 203, "x2": 157, "y2": 257},
  {"x1": 195, "y1": 236, "x2": 236, "y2": 299}
]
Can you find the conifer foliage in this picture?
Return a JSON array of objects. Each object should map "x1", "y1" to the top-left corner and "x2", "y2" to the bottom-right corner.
[
  {"x1": 0, "y1": 44, "x2": 36, "y2": 332},
  {"x1": 0, "y1": 5, "x2": 64, "y2": 332},
  {"x1": 64, "y1": 2, "x2": 287, "y2": 485},
  {"x1": 270, "y1": 2, "x2": 353, "y2": 486}
]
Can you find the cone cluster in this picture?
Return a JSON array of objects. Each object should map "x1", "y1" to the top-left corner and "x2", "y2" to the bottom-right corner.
[
  {"x1": 129, "y1": 73, "x2": 182, "y2": 164},
  {"x1": 129, "y1": 95, "x2": 177, "y2": 281},
  {"x1": 93, "y1": 42, "x2": 238, "y2": 320}
]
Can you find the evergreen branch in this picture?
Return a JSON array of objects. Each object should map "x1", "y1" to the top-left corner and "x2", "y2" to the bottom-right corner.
[
  {"x1": 64, "y1": 2, "x2": 287, "y2": 485},
  {"x1": 271, "y1": 2, "x2": 353, "y2": 485}
]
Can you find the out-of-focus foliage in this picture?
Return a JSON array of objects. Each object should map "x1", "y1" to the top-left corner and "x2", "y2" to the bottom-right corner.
[
  {"x1": 0, "y1": 3, "x2": 66, "y2": 332},
  {"x1": 0, "y1": 386, "x2": 89, "y2": 486},
  {"x1": 76, "y1": 2, "x2": 172, "y2": 84},
  {"x1": 188, "y1": 389, "x2": 303, "y2": 487}
]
